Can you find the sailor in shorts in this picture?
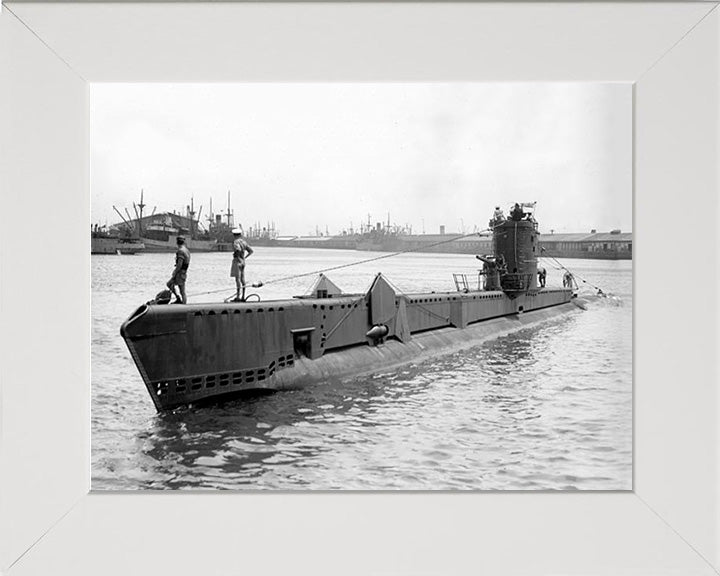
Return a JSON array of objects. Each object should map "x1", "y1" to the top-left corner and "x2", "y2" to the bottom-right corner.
[
  {"x1": 538, "y1": 267, "x2": 547, "y2": 288},
  {"x1": 167, "y1": 235, "x2": 190, "y2": 304},
  {"x1": 230, "y1": 228, "x2": 254, "y2": 302}
]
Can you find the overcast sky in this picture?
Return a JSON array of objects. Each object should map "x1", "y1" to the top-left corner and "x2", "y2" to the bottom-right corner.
[{"x1": 91, "y1": 83, "x2": 631, "y2": 236}]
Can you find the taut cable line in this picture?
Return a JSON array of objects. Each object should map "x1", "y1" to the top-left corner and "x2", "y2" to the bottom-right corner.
[
  {"x1": 188, "y1": 230, "x2": 490, "y2": 299},
  {"x1": 539, "y1": 248, "x2": 609, "y2": 294}
]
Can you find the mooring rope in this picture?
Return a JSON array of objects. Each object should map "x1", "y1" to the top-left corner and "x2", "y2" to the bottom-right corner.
[{"x1": 539, "y1": 248, "x2": 611, "y2": 294}]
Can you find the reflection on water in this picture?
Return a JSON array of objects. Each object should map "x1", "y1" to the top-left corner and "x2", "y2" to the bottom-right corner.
[{"x1": 92, "y1": 249, "x2": 632, "y2": 490}]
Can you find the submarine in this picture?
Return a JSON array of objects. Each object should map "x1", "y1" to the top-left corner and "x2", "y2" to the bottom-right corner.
[{"x1": 121, "y1": 203, "x2": 577, "y2": 412}]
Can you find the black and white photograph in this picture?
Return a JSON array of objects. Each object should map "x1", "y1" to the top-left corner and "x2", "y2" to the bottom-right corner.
[{"x1": 91, "y1": 83, "x2": 632, "y2": 491}]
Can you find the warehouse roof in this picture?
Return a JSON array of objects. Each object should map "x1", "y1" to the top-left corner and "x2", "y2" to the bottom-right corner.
[{"x1": 540, "y1": 232, "x2": 632, "y2": 243}]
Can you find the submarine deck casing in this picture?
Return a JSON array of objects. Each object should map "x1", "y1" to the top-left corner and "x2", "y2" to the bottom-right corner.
[
  {"x1": 120, "y1": 204, "x2": 577, "y2": 411},
  {"x1": 121, "y1": 280, "x2": 573, "y2": 411}
]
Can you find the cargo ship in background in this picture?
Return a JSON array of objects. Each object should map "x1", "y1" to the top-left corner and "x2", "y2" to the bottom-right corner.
[
  {"x1": 97, "y1": 190, "x2": 280, "y2": 253},
  {"x1": 105, "y1": 191, "x2": 218, "y2": 253},
  {"x1": 93, "y1": 191, "x2": 631, "y2": 259},
  {"x1": 121, "y1": 202, "x2": 581, "y2": 412},
  {"x1": 261, "y1": 222, "x2": 631, "y2": 260},
  {"x1": 91, "y1": 225, "x2": 145, "y2": 255},
  {"x1": 251, "y1": 212, "x2": 632, "y2": 260}
]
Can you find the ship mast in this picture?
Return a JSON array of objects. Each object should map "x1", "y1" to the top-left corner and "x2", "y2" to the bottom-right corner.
[
  {"x1": 207, "y1": 197, "x2": 214, "y2": 227},
  {"x1": 137, "y1": 189, "x2": 145, "y2": 235},
  {"x1": 226, "y1": 190, "x2": 233, "y2": 228},
  {"x1": 188, "y1": 196, "x2": 196, "y2": 238}
]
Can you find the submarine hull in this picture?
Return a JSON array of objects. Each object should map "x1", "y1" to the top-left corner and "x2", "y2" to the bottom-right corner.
[{"x1": 121, "y1": 282, "x2": 573, "y2": 411}]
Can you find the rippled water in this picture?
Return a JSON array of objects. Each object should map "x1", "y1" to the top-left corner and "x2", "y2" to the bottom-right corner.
[{"x1": 92, "y1": 248, "x2": 632, "y2": 490}]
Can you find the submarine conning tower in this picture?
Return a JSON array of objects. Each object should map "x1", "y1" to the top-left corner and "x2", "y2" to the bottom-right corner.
[{"x1": 491, "y1": 203, "x2": 539, "y2": 293}]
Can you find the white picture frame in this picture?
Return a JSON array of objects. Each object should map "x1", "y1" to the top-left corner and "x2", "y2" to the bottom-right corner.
[{"x1": 1, "y1": 2, "x2": 718, "y2": 574}]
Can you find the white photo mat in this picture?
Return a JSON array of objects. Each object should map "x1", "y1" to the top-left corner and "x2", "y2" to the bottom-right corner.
[{"x1": 1, "y1": 2, "x2": 718, "y2": 575}]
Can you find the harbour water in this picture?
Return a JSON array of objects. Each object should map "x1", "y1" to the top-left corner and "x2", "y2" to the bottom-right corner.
[{"x1": 92, "y1": 248, "x2": 632, "y2": 490}]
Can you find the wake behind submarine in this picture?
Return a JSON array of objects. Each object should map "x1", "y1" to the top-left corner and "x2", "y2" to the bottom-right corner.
[{"x1": 121, "y1": 203, "x2": 587, "y2": 412}]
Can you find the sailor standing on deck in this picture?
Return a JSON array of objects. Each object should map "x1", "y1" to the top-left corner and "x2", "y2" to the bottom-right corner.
[
  {"x1": 230, "y1": 228, "x2": 254, "y2": 302},
  {"x1": 538, "y1": 267, "x2": 547, "y2": 288},
  {"x1": 167, "y1": 235, "x2": 190, "y2": 304},
  {"x1": 493, "y1": 206, "x2": 505, "y2": 223}
]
